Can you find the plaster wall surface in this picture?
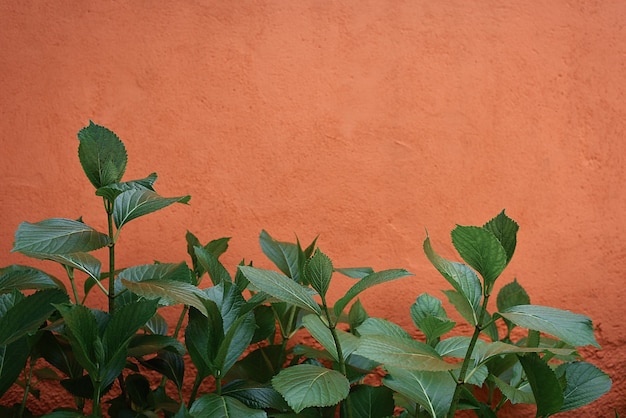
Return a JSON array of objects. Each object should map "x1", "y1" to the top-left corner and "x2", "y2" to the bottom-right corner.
[{"x1": 1, "y1": 1, "x2": 625, "y2": 416}]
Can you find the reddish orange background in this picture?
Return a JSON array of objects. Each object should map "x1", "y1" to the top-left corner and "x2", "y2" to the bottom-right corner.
[{"x1": 1, "y1": 1, "x2": 625, "y2": 416}]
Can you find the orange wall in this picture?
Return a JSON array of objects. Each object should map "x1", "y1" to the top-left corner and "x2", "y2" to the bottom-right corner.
[{"x1": 1, "y1": 1, "x2": 625, "y2": 416}]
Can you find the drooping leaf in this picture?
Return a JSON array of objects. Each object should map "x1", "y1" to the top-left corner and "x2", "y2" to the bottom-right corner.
[
  {"x1": 113, "y1": 189, "x2": 190, "y2": 229},
  {"x1": 556, "y1": 362, "x2": 611, "y2": 413},
  {"x1": 0, "y1": 265, "x2": 65, "y2": 293},
  {"x1": 333, "y1": 269, "x2": 413, "y2": 318},
  {"x1": 499, "y1": 305, "x2": 600, "y2": 348},
  {"x1": 189, "y1": 393, "x2": 267, "y2": 418},
  {"x1": 451, "y1": 225, "x2": 508, "y2": 290},
  {"x1": 423, "y1": 235, "x2": 482, "y2": 325},
  {"x1": 120, "y1": 278, "x2": 207, "y2": 315},
  {"x1": 305, "y1": 249, "x2": 333, "y2": 298},
  {"x1": 346, "y1": 384, "x2": 395, "y2": 418},
  {"x1": 483, "y1": 210, "x2": 519, "y2": 264},
  {"x1": 518, "y1": 353, "x2": 563, "y2": 417},
  {"x1": 0, "y1": 289, "x2": 68, "y2": 346},
  {"x1": 383, "y1": 366, "x2": 456, "y2": 418},
  {"x1": 272, "y1": 364, "x2": 350, "y2": 413},
  {"x1": 12, "y1": 218, "x2": 109, "y2": 255},
  {"x1": 77, "y1": 121, "x2": 127, "y2": 189},
  {"x1": 25, "y1": 252, "x2": 102, "y2": 283},
  {"x1": 95, "y1": 172, "x2": 157, "y2": 202},
  {"x1": 239, "y1": 266, "x2": 321, "y2": 314}
]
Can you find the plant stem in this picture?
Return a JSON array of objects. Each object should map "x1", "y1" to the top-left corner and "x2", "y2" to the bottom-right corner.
[
  {"x1": 64, "y1": 265, "x2": 80, "y2": 305},
  {"x1": 188, "y1": 374, "x2": 203, "y2": 406},
  {"x1": 105, "y1": 199, "x2": 116, "y2": 314},
  {"x1": 447, "y1": 294, "x2": 491, "y2": 418},
  {"x1": 19, "y1": 356, "x2": 36, "y2": 418}
]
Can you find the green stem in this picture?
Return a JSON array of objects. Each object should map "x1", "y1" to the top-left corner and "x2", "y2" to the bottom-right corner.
[
  {"x1": 19, "y1": 356, "x2": 36, "y2": 418},
  {"x1": 105, "y1": 199, "x2": 116, "y2": 314},
  {"x1": 64, "y1": 265, "x2": 80, "y2": 305},
  {"x1": 188, "y1": 374, "x2": 203, "y2": 406},
  {"x1": 447, "y1": 294, "x2": 492, "y2": 418}
]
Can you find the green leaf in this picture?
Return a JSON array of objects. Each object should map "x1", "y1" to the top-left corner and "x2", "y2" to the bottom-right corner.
[
  {"x1": 127, "y1": 334, "x2": 185, "y2": 357},
  {"x1": 77, "y1": 121, "x2": 128, "y2": 189},
  {"x1": 499, "y1": 305, "x2": 600, "y2": 348},
  {"x1": 54, "y1": 304, "x2": 100, "y2": 377},
  {"x1": 411, "y1": 294, "x2": 455, "y2": 345},
  {"x1": 119, "y1": 262, "x2": 193, "y2": 284},
  {"x1": 95, "y1": 172, "x2": 157, "y2": 201},
  {"x1": 333, "y1": 269, "x2": 413, "y2": 318},
  {"x1": 222, "y1": 380, "x2": 289, "y2": 411},
  {"x1": 120, "y1": 278, "x2": 207, "y2": 315},
  {"x1": 194, "y1": 246, "x2": 232, "y2": 285},
  {"x1": 185, "y1": 301, "x2": 223, "y2": 378},
  {"x1": 189, "y1": 393, "x2": 267, "y2": 418},
  {"x1": 0, "y1": 265, "x2": 65, "y2": 293},
  {"x1": 346, "y1": 384, "x2": 395, "y2": 418},
  {"x1": 334, "y1": 267, "x2": 375, "y2": 279},
  {"x1": 203, "y1": 281, "x2": 246, "y2": 333},
  {"x1": 483, "y1": 210, "x2": 519, "y2": 264},
  {"x1": 356, "y1": 317, "x2": 413, "y2": 340},
  {"x1": 272, "y1": 364, "x2": 350, "y2": 413},
  {"x1": 348, "y1": 299, "x2": 369, "y2": 332},
  {"x1": 305, "y1": 249, "x2": 333, "y2": 298},
  {"x1": 492, "y1": 374, "x2": 535, "y2": 405},
  {"x1": 0, "y1": 289, "x2": 68, "y2": 346},
  {"x1": 497, "y1": 279, "x2": 530, "y2": 312},
  {"x1": 225, "y1": 345, "x2": 283, "y2": 383},
  {"x1": 0, "y1": 337, "x2": 29, "y2": 397},
  {"x1": 140, "y1": 351, "x2": 185, "y2": 392},
  {"x1": 383, "y1": 366, "x2": 456, "y2": 418},
  {"x1": 12, "y1": 218, "x2": 109, "y2": 255},
  {"x1": 302, "y1": 314, "x2": 358, "y2": 362},
  {"x1": 518, "y1": 353, "x2": 563, "y2": 417},
  {"x1": 26, "y1": 252, "x2": 102, "y2": 282},
  {"x1": 556, "y1": 362, "x2": 611, "y2": 412},
  {"x1": 214, "y1": 311, "x2": 256, "y2": 376},
  {"x1": 36, "y1": 331, "x2": 83, "y2": 379},
  {"x1": 259, "y1": 230, "x2": 302, "y2": 281},
  {"x1": 113, "y1": 189, "x2": 190, "y2": 229},
  {"x1": 355, "y1": 334, "x2": 455, "y2": 372},
  {"x1": 423, "y1": 235, "x2": 482, "y2": 325},
  {"x1": 451, "y1": 225, "x2": 508, "y2": 290},
  {"x1": 239, "y1": 266, "x2": 321, "y2": 314}
]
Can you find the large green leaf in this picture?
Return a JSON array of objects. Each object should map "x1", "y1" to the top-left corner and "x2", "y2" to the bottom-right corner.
[
  {"x1": 272, "y1": 364, "x2": 350, "y2": 413},
  {"x1": 185, "y1": 301, "x2": 223, "y2": 378},
  {"x1": 0, "y1": 337, "x2": 29, "y2": 397},
  {"x1": 0, "y1": 265, "x2": 65, "y2": 293},
  {"x1": 189, "y1": 393, "x2": 267, "y2": 418},
  {"x1": 333, "y1": 269, "x2": 413, "y2": 318},
  {"x1": 305, "y1": 249, "x2": 333, "y2": 298},
  {"x1": 77, "y1": 121, "x2": 127, "y2": 189},
  {"x1": 0, "y1": 289, "x2": 68, "y2": 346},
  {"x1": 118, "y1": 262, "x2": 193, "y2": 284},
  {"x1": 355, "y1": 334, "x2": 455, "y2": 372},
  {"x1": 346, "y1": 384, "x2": 395, "y2": 418},
  {"x1": 383, "y1": 366, "x2": 456, "y2": 418},
  {"x1": 113, "y1": 189, "x2": 190, "y2": 229},
  {"x1": 451, "y1": 225, "x2": 508, "y2": 290},
  {"x1": 95, "y1": 172, "x2": 157, "y2": 202},
  {"x1": 499, "y1": 305, "x2": 600, "y2": 348},
  {"x1": 259, "y1": 230, "x2": 302, "y2": 281},
  {"x1": 203, "y1": 281, "x2": 246, "y2": 333},
  {"x1": 12, "y1": 218, "x2": 109, "y2": 255},
  {"x1": 483, "y1": 210, "x2": 519, "y2": 264},
  {"x1": 214, "y1": 311, "x2": 256, "y2": 376},
  {"x1": 120, "y1": 278, "x2": 207, "y2": 316},
  {"x1": 556, "y1": 362, "x2": 611, "y2": 412},
  {"x1": 518, "y1": 354, "x2": 563, "y2": 417},
  {"x1": 54, "y1": 304, "x2": 100, "y2": 377},
  {"x1": 239, "y1": 266, "x2": 321, "y2": 314},
  {"x1": 302, "y1": 314, "x2": 358, "y2": 362},
  {"x1": 423, "y1": 236, "x2": 482, "y2": 325},
  {"x1": 194, "y1": 246, "x2": 232, "y2": 285},
  {"x1": 356, "y1": 317, "x2": 413, "y2": 340},
  {"x1": 26, "y1": 252, "x2": 102, "y2": 283}
]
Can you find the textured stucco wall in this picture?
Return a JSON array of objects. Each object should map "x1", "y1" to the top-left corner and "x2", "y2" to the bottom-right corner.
[{"x1": 1, "y1": 1, "x2": 625, "y2": 416}]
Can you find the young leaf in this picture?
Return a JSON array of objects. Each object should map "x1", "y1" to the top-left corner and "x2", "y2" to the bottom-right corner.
[
  {"x1": 451, "y1": 225, "x2": 508, "y2": 291},
  {"x1": 382, "y1": 366, "x2": 456, "y2": 418},
  {"x1": 239, "y1": 266, "x2": 321, "y2": 314},
  {"x1": 0, "y1": 289, "x2": 68, "y2": 346},
  {"x1": 411, "y1": 293, "x2": 455, "y2": 345},
  {"x1": 272, "y1": 364, "x2": 350, "y2": 413},
  {"x1": 348, "y1": 298, "x2": 369, "y2": 332},
  {"x1": 188, "y1": 393, "x2": 267, "y2": 418},
  {"x1": 95, "y1": 172, "x2": 157, "y2": 202},
  {"x1": 483, "y1": 210, "x2": 519, "y2": 264},
  {"x1": 556, "y1": 362, "x2": 611, "y2": 412},
  {"x1": 333, "y1": 269, "x2": 413, "y2": 318},
  {"x1": 77, "y1": 121, "x2": 128, "y2": 189},
  {"x1": 0, "y1": 265, "x2": 65, "y2": 293},
  {"x1": 499, "y1": 305, "x2": 600, "y2": 348},
  {"x1": 113, "y1": 189, "x2": 190, "y2": 229},
  {"x1": 305, "y1": 249, "x2": 333, "y2": 298},
  {"x1": 518, "y1": 353, "x2": 564, "y2": 417},
  {"x1": 12, "y1": 218, "x2": 110, "y2": 255},
  {"x1": 497, "y1": 279, "x2": 530, "y2": 311}
]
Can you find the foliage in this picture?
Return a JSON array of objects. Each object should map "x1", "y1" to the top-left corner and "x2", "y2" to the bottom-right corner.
[{"x1": 0, "y1": 123, "x2": 611, "y2": 417}]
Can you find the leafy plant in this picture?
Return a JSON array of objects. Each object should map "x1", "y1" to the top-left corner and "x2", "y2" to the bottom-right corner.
[{"x1": 0, "y1": 122, "x2": 611, "y2": 418}]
